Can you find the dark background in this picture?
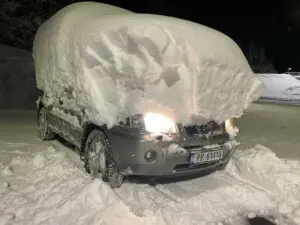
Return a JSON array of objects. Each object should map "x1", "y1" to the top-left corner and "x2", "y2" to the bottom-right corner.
[
  {"x1": 0, "y1": 0, "x2": 300, "y2": 109},
  {"x1": 100, "y1": 0, "x2": 300, "y2": 72},
  {"x1": 1, "y1": 0, "x2": 300, "y2": 72}
]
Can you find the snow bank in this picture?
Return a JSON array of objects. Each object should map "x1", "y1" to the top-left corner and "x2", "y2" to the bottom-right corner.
[
  {"x1": 0, "y1": 145, "x2": 145, "y2": 225},
  {"x1": 116, "y1": 145, "x2": 300, "y2": 225},
  {"x1": 258, "y1": 73, "x2": 300, "y2": 101},
  {"x1": 33, "y1": 2, "x2": 263, "y2": 128},
  {"x1": 227, "y1": 145, "x2": 300, "y2": 224},
  {"x1": 1, "y1": 141, "x2": 300, "y2": 224}
]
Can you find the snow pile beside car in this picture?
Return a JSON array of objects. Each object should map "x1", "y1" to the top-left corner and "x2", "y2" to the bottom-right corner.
[
  {"x1": 0, "y1": 145, "x2": 145, "y2": 225},
  {"x1": 33, "y1": 2, "x2": 263, "y2": 128},
  {"x1": 227, "y1": 146, "x2": 300, "y2": 224},
  {"x1": 258, "y1": 73, "x2": 300, "y2": 102},
  {"x1": 1, "y1": 142, "x2": 300, "y2": 225}
]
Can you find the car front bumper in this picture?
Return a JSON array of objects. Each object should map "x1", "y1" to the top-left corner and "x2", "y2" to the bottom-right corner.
[
  {"x1": 126, "y1": 148, "x2": 234, "y2": 177},
  {"x1": 118, "y1": 134, "x2": 239, "y2": 177}
]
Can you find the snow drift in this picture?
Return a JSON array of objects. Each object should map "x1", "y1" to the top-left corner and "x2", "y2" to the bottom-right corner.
[
  {"x1": 258, "y1": 73, "x2": 300, "y2": 101},
  {"x1": 33, "y1": 2, "x2": 263, "y2": 128},
  {"x1": 1, "y1": 142, "x2": 300, "y2": 225}
]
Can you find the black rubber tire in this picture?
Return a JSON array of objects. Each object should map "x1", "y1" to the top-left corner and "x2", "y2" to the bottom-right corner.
[
  {"x1": 84, "y1": 129, "x2": 124, "y2": 188},
  {"x1": 37, "y1": 107, "x2": 54, "y2": 140}
]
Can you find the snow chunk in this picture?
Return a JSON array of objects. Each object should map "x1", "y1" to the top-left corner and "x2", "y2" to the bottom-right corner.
[
  {"x1": 32, "y1": 154, "x2": 47, "y2": 168},
  {"x1": 0, "y1": 213, "x2": 15, "y2": 225},
  {"x1": 33, "y1": 2, "x2": 263, "y2": 129},
  {"x1": 201, "y1": 139, "x2": 240, "y2": 150},
  {"x1": 168, "y1": 144, "x2": 187, "y2": 154},
  {"x1": 0, "y1": 181, "x2": 9, "y2": 190},
  {"x1": 1, "y1": 166, "x2": 13, "y2": 175},
  {"x1": 149, "y1": 133, "x2": 175, "y2": 143}
]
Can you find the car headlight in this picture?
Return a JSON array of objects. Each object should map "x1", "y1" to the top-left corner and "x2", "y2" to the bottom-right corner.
[
  {"x1": 225, "y1": 118, "x2": 239, "y2": 138},
  {"x1": 143, "y1": 112, "x2": 177, "y2": 133}
]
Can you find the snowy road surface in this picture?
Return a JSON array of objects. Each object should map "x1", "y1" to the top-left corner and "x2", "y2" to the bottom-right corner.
[
  {"x1": 1, "y1": 104, "x2": 300, "y2": 225},
  {"x1": 236, "y1": 103, "x2": 300, "y2": 159}
]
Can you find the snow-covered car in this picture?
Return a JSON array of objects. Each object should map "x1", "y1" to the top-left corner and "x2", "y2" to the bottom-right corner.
[
  {"x1": 37, "y1": 103, "x2": 238, "y2": 188},
  {"x1": 33, "y1": 2, "x2": 263, "y2": 188}
]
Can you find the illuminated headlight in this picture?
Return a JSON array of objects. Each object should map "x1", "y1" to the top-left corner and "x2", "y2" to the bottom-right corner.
[
  {"x1": 143, "y1": 112, "x2": 177, "y2": 133},
  {"x1": 225, "y1": 118, "x2": 239, "y2": 138},
  {"x1": 225, "y1": 118, "x2": 234, "y2": 131}
]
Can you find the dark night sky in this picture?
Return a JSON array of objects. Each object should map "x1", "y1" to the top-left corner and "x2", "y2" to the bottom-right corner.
[
  {"x1": 1, "y1": 0, "x2": 300, "y2": 72},
  {"x1": 97, "y1": 0, "x2": 300, "y2": 72}
]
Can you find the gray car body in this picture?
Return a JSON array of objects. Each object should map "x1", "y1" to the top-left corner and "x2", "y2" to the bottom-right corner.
[{"x1": 38, "y1": 94, "x2": 238, "y2": 178}]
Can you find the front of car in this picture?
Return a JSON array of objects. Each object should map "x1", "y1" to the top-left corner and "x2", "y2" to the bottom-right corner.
[{"x1": 109, "y1": 112, "x2": 239, "y2": 177}]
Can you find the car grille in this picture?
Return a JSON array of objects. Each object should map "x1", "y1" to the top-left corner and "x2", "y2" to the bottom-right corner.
[
  {"x1": 183, "y1": 145, "x2": 227, "y2": 151},
  {"x1": 173, "y1": 161, "x2": 219, "y2": 171},
  {"x1": 184, "y1": 121, "x2": 224, "y2": 136}
]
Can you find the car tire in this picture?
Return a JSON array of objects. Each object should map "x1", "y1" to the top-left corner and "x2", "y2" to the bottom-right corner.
[
  {"x1": 84, "y1": 129, "x2": 124, "y2": 188},
  {"x1": 37, "y1": 107, "x2": 54, "y2": 140}
]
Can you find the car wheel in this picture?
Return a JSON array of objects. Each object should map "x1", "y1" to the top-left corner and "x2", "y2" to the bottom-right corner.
[
  {"x1": 37, "y1": 107, "x2": 54, "y2": 140},
  {"x1": 84, "y1": 129, "x2": 124, "y2": 188}
]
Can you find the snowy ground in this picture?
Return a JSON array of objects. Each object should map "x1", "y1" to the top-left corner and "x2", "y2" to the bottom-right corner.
[
  {"x1": 236, "y1": 103, "x2": 300, "y2": 159},
  {"x1": 1, "y1": 104, "x2": 300, "y2": 225}
]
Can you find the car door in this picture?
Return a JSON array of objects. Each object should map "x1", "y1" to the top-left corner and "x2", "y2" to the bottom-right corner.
[{"x1": 50, "y1": 87, "x2": 83, "y2": 147}]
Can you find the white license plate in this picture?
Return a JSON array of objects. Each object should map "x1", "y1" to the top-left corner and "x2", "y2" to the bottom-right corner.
[{"x1": 190, "y1": 150, "x2": 224, "y2": 164}]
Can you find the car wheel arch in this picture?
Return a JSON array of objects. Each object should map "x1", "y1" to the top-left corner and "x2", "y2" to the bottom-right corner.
[{"x1": 80, "y1": 123, "x2": 108, "y2": 152}]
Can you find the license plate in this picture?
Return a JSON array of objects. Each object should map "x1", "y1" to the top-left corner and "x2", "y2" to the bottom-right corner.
[{"x1": 190, "y1": 149, "x2": 224, "y2": 164}]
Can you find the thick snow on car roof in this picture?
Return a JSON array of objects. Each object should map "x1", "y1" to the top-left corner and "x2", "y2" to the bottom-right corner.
[{"x1": 33, "y1": 2, "x2": 263, "y2": 128}]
